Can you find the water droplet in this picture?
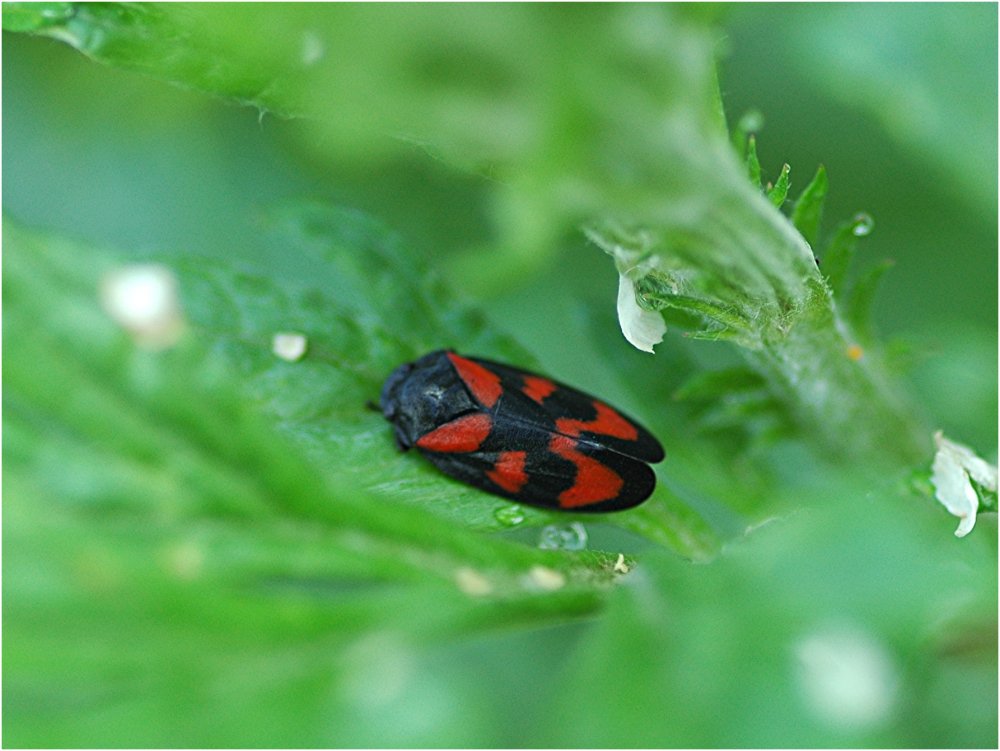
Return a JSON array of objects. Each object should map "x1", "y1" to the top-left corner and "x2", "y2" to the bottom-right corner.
[
  {"x1": 538, "y1": 522, "x2": 588, "y2": 551},
  {"x1": 737, "y1": 109, "x2": 764, "y2": 134},
  {"x1": 494, "y1": 505, "x2": 526, "y2": 527},
  {"x1": 851, "y1": 213, "x2": 874, "y2": 237}
]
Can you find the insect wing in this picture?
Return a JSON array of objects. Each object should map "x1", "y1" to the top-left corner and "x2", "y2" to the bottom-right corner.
[
  {"x1": 466, "y1": 356, "x2": 664, "y2": 463},
  {"x1": 416, "y1": 416, "x2": 655, "y2": 512}
]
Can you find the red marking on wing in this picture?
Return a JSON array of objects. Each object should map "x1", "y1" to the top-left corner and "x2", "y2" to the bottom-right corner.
[
  {"x1": 549, "y1": 434, "x2": 624, "y2": 508},
  {"x1": 555, "y1": 401, "x2": 639, "y2": 441},
  {"x1": 522, "y1": 376, "x2": 557, "y2": 404},
  {"x1": 486, "y1": 451, "x2": 529, "y2": 494},
  {"x1": 447, "y1": 352, "x2": 502, "y2": 408},
  {"x1": 416, "y1": 413, "x2": 492, "y2": 453}
]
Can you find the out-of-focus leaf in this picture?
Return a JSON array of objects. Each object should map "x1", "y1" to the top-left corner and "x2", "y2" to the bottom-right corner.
[
  {"x1": 731, "y1": 108, "x2": 764, "y2": 158},
  {"x1": 821, "y1": 213, "x2": 874, "y2": 298},
  {"x1": 789, "y1": 4, "x2": 997, "y2": 216},
  {"x1": 6, "y1": 3, "x2": 725, "y2": 293},
  {"x1": 4, "y1": 214, "x2": 663, "y2": 746},
  {"x1": 746, "y1": 134, "x2": 762, "y2": 188},
  {"x1": 1, "y1": 1, "x2": 74, "y2": 31},
  {"x1": 791, "y1": 164, "x2": 828, "y2": 249},
  {"x1": 847, "y1": 258, "x2": 895, "y2": 344},
  {"x1": 540, "y1": 488, "x2": 998, "y2": 747},
  {"x1": 673, "y1": 366, "x2": 767, "y2": 401}
]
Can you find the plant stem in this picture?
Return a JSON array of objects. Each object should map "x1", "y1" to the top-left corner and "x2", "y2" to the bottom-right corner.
[{"x1": 589, "y1": 168, "x2": 927, "y2": 470}]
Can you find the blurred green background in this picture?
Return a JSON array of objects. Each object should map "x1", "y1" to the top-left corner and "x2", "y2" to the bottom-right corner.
[{"x1": 3, "y1": 3, "x2": 996, "y2": 747}]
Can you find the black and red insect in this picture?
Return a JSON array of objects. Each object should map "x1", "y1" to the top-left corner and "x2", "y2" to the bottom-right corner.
[{"x1": 378, "y1": 350, "x2": 664, "y2": 512}]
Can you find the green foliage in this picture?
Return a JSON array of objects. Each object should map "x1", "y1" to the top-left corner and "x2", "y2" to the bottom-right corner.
[
  {"x1": 4, "y1": 2, "x2": 727, "y2": 291},
  {"x1": 6, "y1": 207, "x2": 995, "y2": 747},
  {"x1": 588, "y1": 185, "x2": 925, "y2": 466},
  {"x1": 3, "y1": 214, "x2": 655, "y2": 746},
  {"x1": 674, "y1": 366, "x2": 795, "y2": 450},
  {"x1": 3, "y1": 3, "x2": 997, "y2": 747},
  {"x1": 734, "y1": 115, "x2": 790, "y2": 209},
  {"x1": 822, "y1": 213, "x2": 875, "y2": 298},
  {"x1": 545, "y1": 503, "x2": 996, "y2": 748},
  {"x1": 745, "y1": 134, "x2": 762, "y2": 188},
  {"x1": 846, "y1": 259, "x2": 896, "y2": 344},
  {"x1": 0, "y1": 1, "x2": 73, "y2": 32},
  {"x1": 3, "y1": 207, "x2": 716, "y2": 549},
  {"x1": 791, "y1": 164, "x2": 829, "y2": 249},
  {"x1": 767, "y1": 162, "x2": 791, "y2": 208},
  {"x1": 774, "y1": 3, "x2": 997, "y2": 216},
  {"x1": 731, "y1": 108, "x2": 764, "y2": 157}
]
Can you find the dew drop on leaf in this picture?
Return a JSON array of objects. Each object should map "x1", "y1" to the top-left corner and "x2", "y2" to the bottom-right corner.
[
  {"x1": 538, "y1": 522, "x2": 588, "y2": 551},
  {"x1": 494, "y1": 504, "x2": 526, "y2": 527},
  {"x1": 851, "y1": 213, "x2": 874, "y2": 237}
]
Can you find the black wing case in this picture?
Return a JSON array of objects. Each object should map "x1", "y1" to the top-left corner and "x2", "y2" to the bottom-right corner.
[
  {"x1": 468, "y1": 356, "x2": 665, "y2": 464},
  {"x1": 417, "y1": 418, "x2": 656, "y2": 512}
]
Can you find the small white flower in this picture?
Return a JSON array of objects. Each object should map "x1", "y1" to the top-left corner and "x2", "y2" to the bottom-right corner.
[
  {"x1": 454, "y1": 567, "x2": 493, "y2": 597},
  {"x1": 616, "y1": 272, "x2": 666, "y2": 353},
  {"x1": 794, "y1": 625, "x2": 898, "y2": 730},
  {"x1": 99, "y1": 264, "x2": 184, "y2": 349},
  {"x1": 612, "y1": 553, "x2": 630, "y2": 574},
  {"x1": 931, "y1": 431, "x2": 997, "y2": 538},
  {"x1": 584, "y1": 226, "x2": 666, "y2": 354},
  {"x1": 526, "y1": 565, "x2": 565, "y2": 591},
  {"x1": 271, "y1": 332, "x2": 308, "y2": 362}
]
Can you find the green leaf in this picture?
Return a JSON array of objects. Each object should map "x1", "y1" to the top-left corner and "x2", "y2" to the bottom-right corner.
[
  {"x1": 4, "y1": 7, "x2": 996, "y2": 746},
  {"x1": 746, "y1": 134, "x2": 762, "y2": 188},
  {"x1": 675, "y1": 368, "x2": 793, "y2": 453},
  {"x1": 6, "y1": 4, "x2": 729, "y2": 293},
  {"x1": 821, "y1": 212, "x2": 875, "y2": 298},
  {"x1": 767, "y1": 162, "x2": 791, "y2": 207},
  {"x1": 791, "y1": 163, "x2": 828, "y2": 248},
  {"x1": 4, "y1": 3, "x2": 299, "y2": 114},
  {"x1": 846, "y1": 258, "x2": 895, "y2": 343},
  {"x1": 782, "y1": 4, "x2": 997, "y2": 216},
  {"x1": 1, "y1": 2, "x2": 74, "y2": 32},
  {"x1": 7, "y1": 4, "x2": 930, "y2": 466},
  {"x1": 7, "y1": 212, "x2": 679, "y2": 745},
  {"x1": 542, "y1": 487, "x2": 998, "y2": 747},
  {"x1": 6, "y1": 206, "x2": 717, "y2": 547},
  {"x1": 589, "y1": 214, "x2": 925, "y2": 466},
  {"x1": 673, "y1": 367, "x2": 767, "y2": 401}
]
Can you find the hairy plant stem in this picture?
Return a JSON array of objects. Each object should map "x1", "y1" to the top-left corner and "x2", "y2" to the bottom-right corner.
[
  {"x1": 744, "y1": 279, "x2": 926, "y2": 467},
  {"x1": 591, "y1": 175, "x2": 927, "y2": 472}
]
